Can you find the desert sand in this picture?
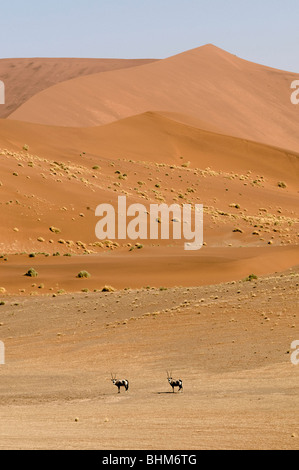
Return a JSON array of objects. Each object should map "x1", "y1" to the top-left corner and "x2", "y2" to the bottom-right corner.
[
  {"x1": 0, "y1": 44, "x2": 298, "y2": 450},
  {"x1": 0, "y1": 269, "x2": 298, "y2": 450}
]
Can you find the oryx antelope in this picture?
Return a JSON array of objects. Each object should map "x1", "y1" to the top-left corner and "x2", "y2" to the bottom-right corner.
[
  {"x1": 167, "y1": 371, "x2": 183, "y2": 393},
  {"x1": 111, "y1": 373, "x2": 129, "y2": 393}
]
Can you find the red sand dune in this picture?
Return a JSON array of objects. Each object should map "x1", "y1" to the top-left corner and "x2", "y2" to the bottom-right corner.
[
  {"x1": 8, "y1": 45, "x2": 299, "y2": 153},
  {"x1": 1, "y1": 111, "x2": 299, "y2": 185},
  {"x1": 0, "y1": 57, "x2": 157, "y2": 119},
  {"x1": 0, "y1": 113, "x2": 298, "y2": 262}
]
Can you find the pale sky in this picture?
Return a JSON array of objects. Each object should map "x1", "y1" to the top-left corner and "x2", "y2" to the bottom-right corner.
[{"x1": 0, "y1": 0, "x2": 298, "y2": 72}]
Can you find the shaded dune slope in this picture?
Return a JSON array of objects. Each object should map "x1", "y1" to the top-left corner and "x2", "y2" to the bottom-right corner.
[{"x1": 0, "y1": 57, "x2": 158, "y2": 118}]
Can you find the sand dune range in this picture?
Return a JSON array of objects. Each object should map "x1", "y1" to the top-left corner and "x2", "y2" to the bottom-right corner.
[
  {"x1": 8, "y1": 44, "x2": 299, "y2": 154},
  {"x1": 0, "y1": 45, "x2": 298, "y2": 289}
]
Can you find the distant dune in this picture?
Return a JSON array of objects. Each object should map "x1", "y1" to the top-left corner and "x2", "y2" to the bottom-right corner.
[
  {"x1": 8, "y1": 44, "x2": 299, "y2": 153},
  {"x1": 0, "y1": 57, "x2": 158, "y2": 119}
]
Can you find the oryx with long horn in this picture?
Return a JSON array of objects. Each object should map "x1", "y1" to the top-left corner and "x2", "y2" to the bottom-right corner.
[
  {"x1": 167, "y1": 371, "x2": 183, "y2": 393},
  {"x1": 111, "y1": 373, "x2": 129, "y2": 393}
]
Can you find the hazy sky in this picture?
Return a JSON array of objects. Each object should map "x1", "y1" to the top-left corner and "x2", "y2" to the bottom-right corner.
[{"x1": 0, "y1": 0, "x2": 298, "y2": 72}]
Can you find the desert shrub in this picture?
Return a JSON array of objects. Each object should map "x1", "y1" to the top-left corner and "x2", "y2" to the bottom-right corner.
[
  {"x1": 77, "y1": 270, "x2": 91, "y2": 279},
  {"x1": 102, "y1": 286, "x2": 115, "y2": 292},
  {"x1": 277, "y1": 181, "x2": 287, "y2": 188},
  {"x1": 24, "y1": 268, "x2": 38, "y2": 278},
  {"x1": 244, "y1": 274, "x2": 258, "y2": 282},
  {"x1": 49, "y1": 226, "x2": 61, "y2": 234}
]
